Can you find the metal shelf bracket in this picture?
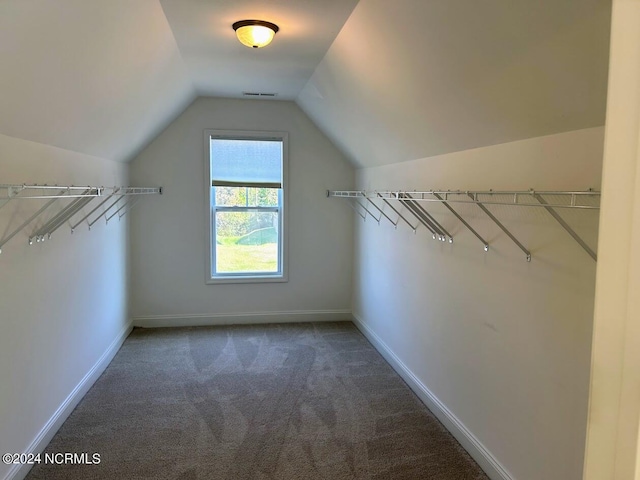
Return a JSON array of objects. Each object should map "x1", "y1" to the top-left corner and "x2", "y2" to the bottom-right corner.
[
  {"x1": 355, "y1": 199, "x2": 380, "y2": 224},
  {"x1": 467, "y1": 193, "x2": 532, "y2": 262},
  {"x1": 532, "y1": 192, "x2": 597, "y2": 261},
  {"x1": 432, "y1": 192, "x2": 489, "y2": 251},
  {"x1": 347, "y1": 199, "x2": 366, "y2": 220},
  {"x1": 377, "y1": 193, "x2": 417, "y2": 233},
  {"x1": 402, "y1": 193, "x2": 453, "y2": 243},
  {"x1": 365, "y1": 195, "x2": 397, "y2": 228},
  {"x1": 0, "y1": 184, "x2": 162, "y2": 254},
  {"x1": 328, "y1": 188, "x2": 599, "y2": 262}
]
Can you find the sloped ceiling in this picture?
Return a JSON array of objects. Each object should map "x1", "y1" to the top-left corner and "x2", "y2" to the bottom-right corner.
[
  {"x1": 159, "y1": 0, "x2": 360, "y2": 99},
  {"x1": 0, "y1": 0, "x2": 359, "y2": 163},
  {"x1": 0, "y1": 0, "x2": 611, "y2": 166},
  {"x1": 0, "y1": 0, "x2": 195, "y2": 162},
  {"x1": 297, "y1": 0, "x2": 612, "y2": 168}
]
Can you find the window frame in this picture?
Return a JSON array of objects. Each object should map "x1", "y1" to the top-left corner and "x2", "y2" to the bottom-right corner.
[{"x1": 204, "y1": 130, "x2": 289, "y2": 284}]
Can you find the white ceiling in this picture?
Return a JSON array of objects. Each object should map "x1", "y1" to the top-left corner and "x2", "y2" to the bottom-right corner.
[
  {"x1": 159, "y1": 0, "x2": 360, "y2": 99},
  {"x1": 0, "y1": 0, "x2": 611, "y2": 167},
  {"x1": 0, "y1": 0, "x2": 358, "y2": 162},
  {"x1": 0, "y1": 0, "x2": 195, "y2": 162},
  {"x1": 298, "y1": 0, "x2": 612, "y2": 168}
]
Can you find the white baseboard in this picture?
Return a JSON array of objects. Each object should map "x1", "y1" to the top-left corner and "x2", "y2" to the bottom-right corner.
[
  {"x1": 5, "y1": 323, "x2": 132, "y2": 480},
  {"x1": 132, "y1": 309, "x2": 352, "y2": 328},
  {"x1": 352, "y1": 313, "x2": 514, "y2": 480}
]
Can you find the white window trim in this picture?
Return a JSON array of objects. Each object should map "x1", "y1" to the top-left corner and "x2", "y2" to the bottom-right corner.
[{"x1": 204, "y1": 129, "x2": 289, "y2": 284}]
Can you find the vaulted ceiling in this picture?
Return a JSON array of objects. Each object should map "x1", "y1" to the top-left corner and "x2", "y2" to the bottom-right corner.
[
  {"x1": 298, "y1": 0, "x2": 612, "y2": 167},
  {"x1": 159, "y1": 0, "x2": 359, "y2": 99},
  {"x1": 0, "y1": 0, "x2": 611, "y2": 167},
  {"x1": 0, "y1": 0, "x2": 193, "y2": 162}
]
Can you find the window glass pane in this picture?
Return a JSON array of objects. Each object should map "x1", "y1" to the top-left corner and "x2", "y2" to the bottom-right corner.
[
  {"x1": 211, "y1": 139, "x2": 282, "y2": 187},
  {"x1": 214, "y1": 187, "x2": 279, "y2": 207},
  {"x1": 215, "y1": 211, "x2": 279, "y2": 273}
]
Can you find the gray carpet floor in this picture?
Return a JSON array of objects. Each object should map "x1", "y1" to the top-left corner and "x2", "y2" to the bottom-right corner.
[{"x1": 27, "y1": 322, "x2": 488, "y2": 479}]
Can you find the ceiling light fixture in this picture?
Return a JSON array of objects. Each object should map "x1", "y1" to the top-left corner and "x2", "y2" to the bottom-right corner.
[{"x1": 232, "y1": 20, "x2": 279, "y2": 49}]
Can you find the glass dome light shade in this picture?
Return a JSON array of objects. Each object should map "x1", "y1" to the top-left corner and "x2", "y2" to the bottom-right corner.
[{"x1": 232, "y1": 20, "x2": 279, "y2": 48}]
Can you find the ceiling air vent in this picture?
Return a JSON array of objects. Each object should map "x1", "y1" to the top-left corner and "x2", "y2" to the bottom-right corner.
[{"x1": 243, "y1": 92, "x2": 278, "y2": 97}]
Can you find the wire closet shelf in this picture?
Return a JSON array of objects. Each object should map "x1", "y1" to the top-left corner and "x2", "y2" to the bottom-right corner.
[
  {"x1": 0, "y1": 184, "x2": 162, "y2": 254},
  {"x1": 327, "y1": 189, "x2": 600, "y2": 262}
]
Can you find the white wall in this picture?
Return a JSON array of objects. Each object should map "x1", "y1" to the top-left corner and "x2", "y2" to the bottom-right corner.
[
  {"x1": 0, "y1": 134, "x2": 130, "y2": 480},
  {"x1": 352, "y1": 127, "x2": 604, "y2": 480},
  {"x1": 129, "y1": 97, "x2": 354, "y2": 325},
  {"x1": 584, "y1": 1, "x2": 640, "y2": 478}
]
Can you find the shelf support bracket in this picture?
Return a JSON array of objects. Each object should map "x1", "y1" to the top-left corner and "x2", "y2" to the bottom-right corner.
[
  {"x1": 347, "y1": 199, "x2": 366, "y2": 220},
  {"x1": 88, "y1": 196, "x2": 123, "y2": 229},
  {"x1": 399, "y1": 194, "x2": 449, "y2": 242},
  {"x1": 0, "y1": 190, "x2": 66, "y2": 252},
  {"x1": 532, "y1": 193, "x2": 597, "y2": 261},
  {"x1": 432, "y1": 193, "x2": 489, "y2": 251},
  {"x1": 118, "y1": 197, "x2": 141, "y2": 220},
  {"x1": 398, "y1": 196, "x2": 437, "y2": 237},
  {"x1": 377, "y1": 194, "x2": 417, "y2": 233},
  {"x1": 106, "y1": 197, "x2": 135, "y2": 223},
  {"x1": 71, "y1": 189, "x2": 119, "y2": 232},
  {"x1": 469, "y1": 193, "x2": 531, "y2": 261},
  {"x1": 365, "y1": 195, "x2": 397, "y2": 228},
  {"x1": 404, "y1": 193, "x2": 453, "y2": 242},
  {"x1": 401, "y1": 199, "x2": 439, "y2": 237},
  {"x1": 355, "y1": 199, "x2": 380, "y2": 224},
  {"x1": 30, "y1": 189, "x2": 95, "y2": 242}
]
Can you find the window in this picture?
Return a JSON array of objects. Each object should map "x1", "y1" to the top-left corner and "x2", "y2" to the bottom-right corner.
[{"x1": 205, "y1": 131, "x2": 287, "y2": 283}]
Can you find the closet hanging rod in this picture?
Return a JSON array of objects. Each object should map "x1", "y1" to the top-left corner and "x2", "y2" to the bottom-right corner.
[
  {"x1": 329, "y1": 189, "x2": 600, "y2": 196},
  {"x1": 0, "y1": 184, "x2": 162, "y2": 254},
  {"x1": 0, "y1": 184, "x2": 97, "y2": 190},
  {"x1": 328, "y1": 190, "x2": 600, "y2": 210},
  {"x1": 329, "y1": 188, "x2": 599, "y2": 262},
  {"x1": 0, "y1": 184, "x2": 162, "y2": 200}
]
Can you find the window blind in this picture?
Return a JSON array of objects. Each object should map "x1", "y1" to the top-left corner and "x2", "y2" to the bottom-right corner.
[{"x1": 211, "y1": 138, "x2": 283, "y2": 188}]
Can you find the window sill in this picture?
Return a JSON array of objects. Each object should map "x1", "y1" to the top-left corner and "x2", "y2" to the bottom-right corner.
[{"x1": 206, "y1": 274, "x2": 288, "y2": 285}]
